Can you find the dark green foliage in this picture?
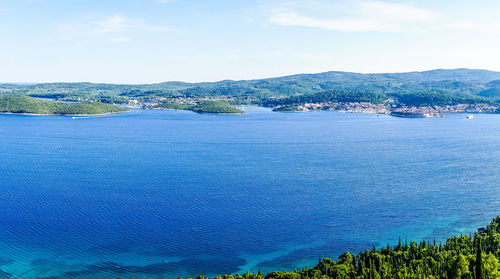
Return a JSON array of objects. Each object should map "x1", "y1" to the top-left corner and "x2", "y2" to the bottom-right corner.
[
  {"x1": 0, "y1": 94, "x2": 128, "y2": 115},
  {"x1": 389, "y1": 91, "x2": 492, "y2": 107},
  {"x1": 476, "y1": 238, "x2": 483, "y2": 279},
  {"x1": 189, "y1": 101, "x2": 244, "y2": 114},
  {"x1": 154, "y1": 100, "x2": 244, "y2": 114},
  {"x1": 272, "y1": 105, "x2": 306, "y2": 112},
  {"x1": 94, "y1": 95, "x2": 130, "y2": 104},
  {"x1": 201, "y1": 216, "x2": 500, "y2": 279},
  {"x1": 27, "y1": 93, "x2": 69, "y2": 99},
  {"x1": 478, "y1": 88, "x2": 500, "y2": 98},
  {"x1": 154, "y1": 102, "x2": 190, "y2": 110}
]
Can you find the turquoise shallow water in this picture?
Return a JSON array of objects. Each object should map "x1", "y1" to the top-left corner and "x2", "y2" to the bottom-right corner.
[{"x1": 0, "y1": 107, "x2": 499, "y2": 278}]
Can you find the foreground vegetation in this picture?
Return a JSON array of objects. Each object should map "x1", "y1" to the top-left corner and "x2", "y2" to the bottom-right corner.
[
  {"x1": 155, "y1": 100, "x2": 244, "y2": 114},
  {"x1": 195, "y1": 216, "x2": 500, "y2": 279},
  {"x1": 0, "y1": 94, "x2": 128, "y2": 115}
]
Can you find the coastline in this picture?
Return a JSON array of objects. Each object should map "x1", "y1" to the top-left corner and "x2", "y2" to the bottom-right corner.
[
  {"x1": 0, "y1": 110, "x2": 130, "y2": 117},
  {"x1": 2, "y1": 103, "x2": 498, "y2": 118},
  {"x1": 151, "y1": 107, "x2": 245, "y2": 115}
]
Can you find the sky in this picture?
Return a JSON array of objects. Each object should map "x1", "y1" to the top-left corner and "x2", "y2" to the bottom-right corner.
[{"x1": 1, "y1": 0, "x2": 500, "y2": 83}]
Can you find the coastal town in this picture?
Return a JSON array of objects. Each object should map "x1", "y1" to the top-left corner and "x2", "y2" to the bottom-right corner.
[
  {"x1": 271, "y1": 101, "x2": 500, "y2": 117},
  {"x1": 121, "y1": 96, "x2": 500, "y2": 117}
]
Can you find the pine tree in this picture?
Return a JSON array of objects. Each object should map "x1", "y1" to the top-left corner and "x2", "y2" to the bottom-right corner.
[{"x1": 476, "y1": 237, "x2": 483, "y2": 279}]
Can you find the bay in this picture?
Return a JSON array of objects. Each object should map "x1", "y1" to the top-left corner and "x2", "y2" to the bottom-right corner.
[{"x1": 0, "y1": 107, "x2": 499, "y2": 278}]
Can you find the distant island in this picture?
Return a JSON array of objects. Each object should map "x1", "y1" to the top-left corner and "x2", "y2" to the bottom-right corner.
[
  {"x1": 196, "y1": 216, "x2": 500, "y2": 279},
  {"x1": 2, "y1": 68, "x2": 500, "y2": 117},
  {"x1": 0, "y1": 95, "x2": 128, "y2": 115},
  {"x1": 154, "y1": 100, "x2": 244, "y2": 114}
]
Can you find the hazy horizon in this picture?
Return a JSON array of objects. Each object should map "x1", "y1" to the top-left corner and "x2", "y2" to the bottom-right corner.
[{"x1": 1, "y1": 67, "x2": 497, "y2": 85}]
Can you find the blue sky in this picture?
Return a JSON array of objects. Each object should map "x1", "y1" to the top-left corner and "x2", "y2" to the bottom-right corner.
[{"x1": 1, "y1": 0, "x2": 500, "y2": 83}]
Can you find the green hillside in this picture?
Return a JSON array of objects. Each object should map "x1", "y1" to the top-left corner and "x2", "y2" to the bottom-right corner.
[
  {"x1": 0, "y1": 94, "x2": 128, "y2": 115},
  {"x1": 2, "y1": 69, "x2": 500, "y2": 102},
  {"x1": 2, "y1": 69, "x2": 500, "y2": 109}
]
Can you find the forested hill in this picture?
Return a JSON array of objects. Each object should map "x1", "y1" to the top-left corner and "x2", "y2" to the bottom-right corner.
[
  {"x1": 198, "y1": 216, "x2": 500, "y2": 279},
  {"x1": 3, "y1": 69, "x2": 500, "y2": 104},
  {"x1": 0, "y1": 95, "x2": 128, "y2": 115}
]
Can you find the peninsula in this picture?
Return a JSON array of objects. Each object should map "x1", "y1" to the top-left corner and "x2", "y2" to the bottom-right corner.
[{"x1": 0, "y1": 94, "x2": 128, "y2": 115}]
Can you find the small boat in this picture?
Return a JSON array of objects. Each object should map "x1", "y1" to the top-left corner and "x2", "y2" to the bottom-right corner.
[{"x1": 467, "y1": 114, "x2": 474, "y2": 119}]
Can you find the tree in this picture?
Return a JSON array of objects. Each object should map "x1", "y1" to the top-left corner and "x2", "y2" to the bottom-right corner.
[
  {"x1": 482, "y1": 253, "x2": 499, "y2": 278},
  {"x1": 452, "y1": 254, "x2": 470, "y2": 279},
  {"x1": 476, "y1": 238, "x2": 483, "y2": 279}
]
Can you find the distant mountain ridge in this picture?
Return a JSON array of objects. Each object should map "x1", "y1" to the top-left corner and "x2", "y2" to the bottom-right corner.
[
  {"x1": 3, "y1": 68, "x2": 500, "y2": 86},
  {"x1": 258, "y1": 68, "x2": 500, "y2": 83},
  {"x1": 2, "y1": 68, "x2": 500, "y2": 104}
]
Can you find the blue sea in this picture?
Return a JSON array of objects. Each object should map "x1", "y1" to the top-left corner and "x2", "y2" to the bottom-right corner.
[{"x1": 0, "y1": 107, "x2": 499, "y2": 278}]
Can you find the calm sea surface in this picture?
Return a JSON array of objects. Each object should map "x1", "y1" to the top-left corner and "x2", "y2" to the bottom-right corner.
[{"x1": 0, "y1": 107, "x2": 499, "y2": 278}]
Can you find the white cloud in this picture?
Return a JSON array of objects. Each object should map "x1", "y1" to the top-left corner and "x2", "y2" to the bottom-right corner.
[
  {"x1": 358, "y1": 1, "x2": 436, "y2": 22},
  {"x1": 92, "y1": 15, "x2": 128, "y2": 33},
  {"x1": 445, "y1": 20, "x2": 500, "y2": 32},
  {"x1": 57, "y1": 14, "x2": 169, "y2": 44},
  {"x1": 108, "y1": 36, "x2": 132, "y2": 43},
  {"x1": 269, "y1": 1, "x2": 438, "y2": 32},
  {"x1": 270, "y1": 11, "x2": 391, "y2": 32}
]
